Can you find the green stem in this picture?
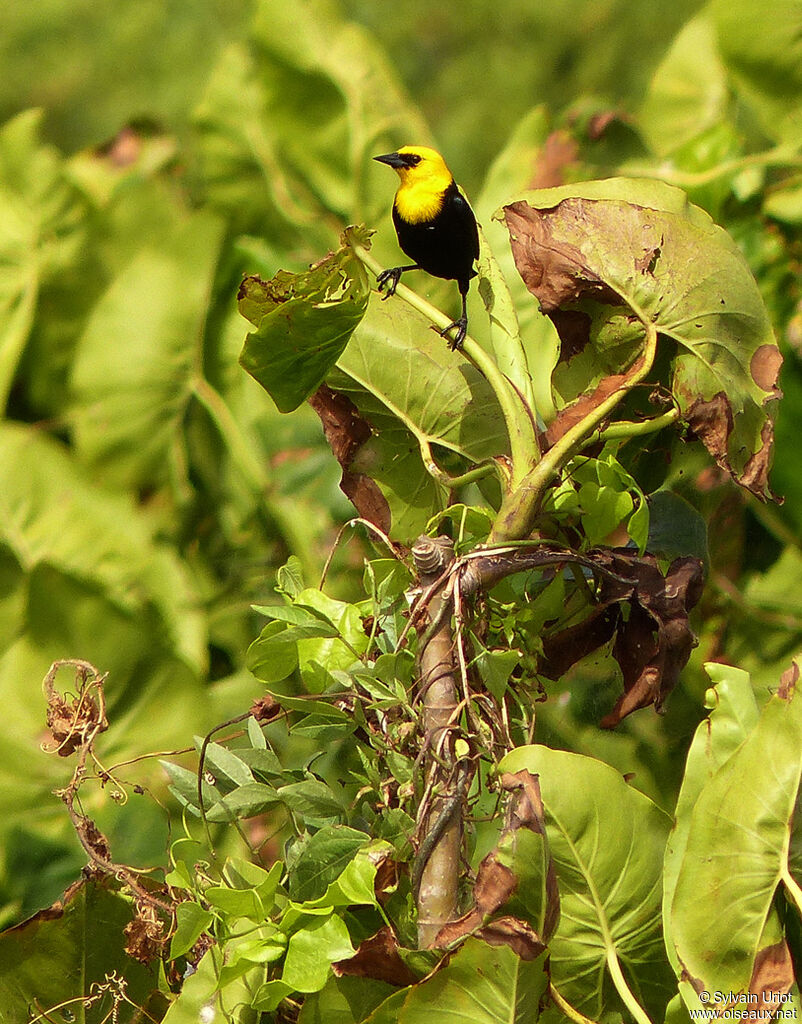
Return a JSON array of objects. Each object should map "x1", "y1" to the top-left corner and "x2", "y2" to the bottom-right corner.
[
  {"x1": 579, "y1": 407, "x2": 680, "y2": 450},
  {"x1": 350, "y1": 243, "x2": 539, "y2": 489},
  {"x1": 782, "y1": 863, "x2": 802, "y2": 920},
  {"x1": 605, "y1": 947, "x2": 653, "y2": 1024},
  {"x1": 490, "y1": 318, "x2": 658, "y2": 542},
  {"x1": 631, "y1": 147, "x2": 802, "y2": 189},
  {"x1": 419, "y1": 437, "x2": 498, "y2": 488},
  {"x1": 191, "y1": 375, "x2": 269, "y2": 492}
]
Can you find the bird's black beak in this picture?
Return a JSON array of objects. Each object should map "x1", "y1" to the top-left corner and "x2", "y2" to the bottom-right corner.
[{"x1": 373, "y1": 152, "x2": 408, "y2": 169}]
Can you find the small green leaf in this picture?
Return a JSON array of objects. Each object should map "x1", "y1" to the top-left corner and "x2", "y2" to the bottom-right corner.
[
  {"x1": 647, "y1": 490, "x2": 709, "y2": 567},
  {"x1": 278, "y1": 780, "x2": 344, "y2": 825},
  {"x1": 474, "y1": 647, "x2": 521, "y2": 700},
  {"x1": 199, "y1": 741, "x2": 255, "y2": 787},
  {"x1": 171, "y1": 902, "x2": 214, "y2": 959},
  {"x1": 289, "y1": 827, "x2": 370, "y2": 902},
  {"x1": 277, "y1": 555, "x2": 305, "y2": 598},
  {"x1": 247, "y1": 715, "x2": 267, "y2": 749},
  {"x1": 281, "y1": 914, "x2": 356, "y2": 993},
  {"x1": 205, "y1": 782, "x2": 280, "y2": 823},
  {"x1": 205, "y1": 885, "x2": 263, "y2": 919}
]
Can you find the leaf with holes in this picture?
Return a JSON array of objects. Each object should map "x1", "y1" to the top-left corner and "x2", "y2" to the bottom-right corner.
[{"x1": 501, "y1": 177, "x2": 781, "y2": 498}]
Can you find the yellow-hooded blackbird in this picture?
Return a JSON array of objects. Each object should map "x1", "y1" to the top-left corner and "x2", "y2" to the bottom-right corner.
[{"x1": 374, "y1": 146, "x2": 479, "y2": 349}]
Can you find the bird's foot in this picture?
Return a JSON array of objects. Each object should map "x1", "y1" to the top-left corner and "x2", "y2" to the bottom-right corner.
[
  {"x1": 377, "y1": 267, "x2": 403, "y2": 298},
  {"x1": 440, "y1": 316, "x2": 468, "y2": 350}
]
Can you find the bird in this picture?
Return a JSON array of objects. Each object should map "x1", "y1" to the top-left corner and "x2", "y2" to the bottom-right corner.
[{"x1": 373, "y1": 146, "x2": 479, "y2": 350}]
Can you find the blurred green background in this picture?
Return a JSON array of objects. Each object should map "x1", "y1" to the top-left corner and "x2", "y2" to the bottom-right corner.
[{"x1": 1, "y1": 0, "x2": 800, "y2": 929}]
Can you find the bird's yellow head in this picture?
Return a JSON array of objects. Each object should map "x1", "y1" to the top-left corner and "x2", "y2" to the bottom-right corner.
[{"x1": 374, "y1": 146, "x2": 455, "y2": 224}]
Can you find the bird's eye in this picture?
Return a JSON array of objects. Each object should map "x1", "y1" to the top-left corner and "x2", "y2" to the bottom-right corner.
[{"x1": 406, "y1": 154, "x2": 421, "y2": 167}]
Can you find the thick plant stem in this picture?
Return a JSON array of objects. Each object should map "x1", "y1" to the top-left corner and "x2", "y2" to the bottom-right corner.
[
  {"x1": 412, "y1": 535, "x2": 461, "y2": 949},
  {"x1": 490, "y1": 320, "x2": 659, "y2": 543}
]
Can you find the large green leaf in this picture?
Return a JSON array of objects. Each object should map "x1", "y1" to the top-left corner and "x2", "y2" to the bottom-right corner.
[
  {"x1": 71, "y1": 211, "x2": 225, "y2": 489},
  {"x1": 473, "y1": 104, "x2": 562, "y2": 424},
  {"x1": 365, "y1": 938, "x2": 548, "y2": 1024},
  {"x1": 669, "y1": 665, "x2": 802, "y2": 995},
  {"x1": 0, "y1": 110, "x2": 85, "y2": 413},
  {"x1": 637, "y1": 16, "x2": 729, "y2": 157},
  {"x1": 502, "y1": 177, "x2": 781, "y2": 498},
  {"x1": 0, "y1": 878, "x2": 165, "y2": 1024},
  {"x1": 193, "y1": 0, "x2": 428, "y2": 245},
  {"x1": 500, "y1": 744, "x2": 673, "y2": 1021},
  {"x1": 332, "y1": 284, "x2": 510, "y2": 463},
  {"x1": 663, "y1": 664, "x2": 759, "y2": 976},
  {"x1": 0, "y1": 423, "x2": 209, "y2": 908},
  {"x1": 711, "y1": 0, "x2": 802, "y2": 144}
]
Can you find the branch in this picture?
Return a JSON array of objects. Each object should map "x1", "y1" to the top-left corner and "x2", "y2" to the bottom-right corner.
[
  {"x1": 490, "y1": 318, "x2": 659, "y2": 542},
  {"x1": 411, "y1": 535, "x2": 464, "y2": 948}
]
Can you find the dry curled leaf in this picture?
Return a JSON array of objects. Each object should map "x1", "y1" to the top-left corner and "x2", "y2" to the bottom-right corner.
[
  {"x1": 308, "y1": 384, "x2": 391, "y2": 533},
  {"x1": 334, "y1": 926, "x2": 418, "y2": 987},
  {"x1": 540, "y1": 549, "x2": 704, "y2": 727}
]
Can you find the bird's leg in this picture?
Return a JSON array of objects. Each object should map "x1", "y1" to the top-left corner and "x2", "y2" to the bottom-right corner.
[
  {"x1": 440, "y1": 287, "x2": 469, "y2": 350},
  {"x1": 376, "y1": 264, "x2": 418, "y2": 298}
]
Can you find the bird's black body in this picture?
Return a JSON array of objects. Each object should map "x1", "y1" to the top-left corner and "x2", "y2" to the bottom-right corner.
[
  {"x1": 392, "y1": 180, "x2": 479, "y2": 292},
  {"x1": 374, "y1": 147, "x2": 479, "y2": 349}
]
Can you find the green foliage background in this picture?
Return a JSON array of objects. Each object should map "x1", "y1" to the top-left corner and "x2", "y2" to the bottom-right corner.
[{"x1": 1, "y1": 0, "x2": 801, "y2": 980}]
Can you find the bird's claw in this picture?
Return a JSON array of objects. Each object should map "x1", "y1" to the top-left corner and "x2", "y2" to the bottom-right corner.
[
  {"x1": 377, "y1": 267, "x2": 403, "y2": 299},
  {"x1": 440, "y1": 317, "x2": 468, "y2": 351}
]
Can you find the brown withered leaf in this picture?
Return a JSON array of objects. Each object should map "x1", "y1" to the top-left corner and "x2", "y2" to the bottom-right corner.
[
  {"x1": 530, "y1": 130, "x2": 580, "y2": 190},
  {"x1": 334, "y1": 926, "x2": 418, "y2": 987},
  {"x1": 539, "y1": 549, "x2": 704, "y2": 727},
  {"x1": 308, "y1": 384, "x2": 391, "y2": 533},
  {"x1": 746, "y1": 940, "x2": 795, "y2": 1020},
  {"x1": 476, "y1": 917, "x2": 545, "y2": 961},
  {"x1": 124, "y1": 902, "x2": 165, "y2": 965}
]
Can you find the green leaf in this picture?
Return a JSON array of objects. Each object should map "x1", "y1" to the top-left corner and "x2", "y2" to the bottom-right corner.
[
  {"x1": 205, "y1": 781, "x2": 280, "y2": 823},
  {"x1": 473, "y1": 104, "x2": 560, "y2": 424},
  {"x1": 712, "y1": 0, "x2": 802, "y2": 144},
  {"x1": 364, "y1": 938, "x2": 549, "y2": 1023},
  {"x1": 500, "y1": 744, "x2": 673, "y2": 1021},
  {"x1": 298, "y1": 975, "x2": 396, "y2": 1024},
  {"x1": 502, "y1": 178, "x2": 782, "y2": 498},
  {"x1": 171, "y1": 901, "x2": 214, "y2": 959},
  {"x1": 494, "y1": 827, "x2": 552, "y2": 936},
  {"x1": 474, "y1": 647, "x2": 521, "y2": 701},
  {"x1": 0, "y1": 110, "x2": 84, "y2": 413},
  {"x1": 646, "y1": 491, "x2": 709, "y2": 567},
  {"x1": 205, "y1": 884, "x2": 264, "y2": 919},
  {"x1": 200, "y1": 740, "x2": 256, "y2": 787},
  {"x1": 669, "y1": 666, "x2": 802, "y2": 994},
  {"x1": 0, "y1": 879, "x2": 164, "y2": 1023},
  {"x1": 289, "y1": 826, "x2": 370, "y2": 902},
  {"x1": 277, "y1": 555, "x2": 306, "y2": 599},
  {"x1": 663, "y1": 664, "x2": 759, "y2": 976},
  {"x1": 71, "y1": 211, "x2": 225, "y2": 489},
  {"x1": 335, "y1": 292, "x2": 509, "y2": 468},
  {"x1": 281, "y1": 913, "x2": 356, "y2": 993},
  {"x1": 638, "y1": 16, "x2": 729, "y2": 156},
  {"x1": 278, "y1": 780, "x2": 345, "y2": 825},
  {"x1": 238, "y1": 231, "x2": 370, "y2": 413}
]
